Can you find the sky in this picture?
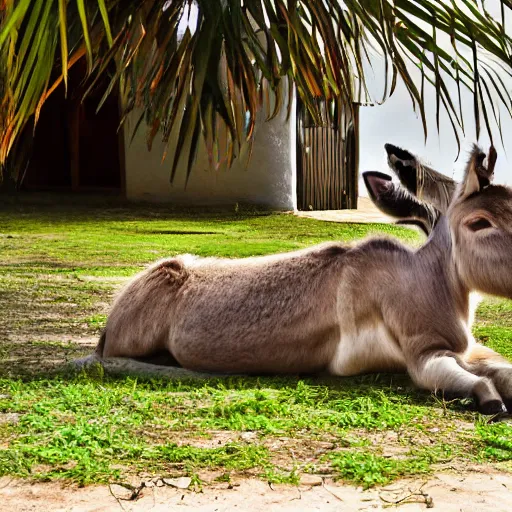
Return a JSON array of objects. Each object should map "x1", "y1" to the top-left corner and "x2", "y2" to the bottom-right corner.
[
  {"x1": 358, "y1": 0, "x2": 512, "y2": 194},
  {"x1": 358, "y1": 74, "x2": 512, "y2": 196}
]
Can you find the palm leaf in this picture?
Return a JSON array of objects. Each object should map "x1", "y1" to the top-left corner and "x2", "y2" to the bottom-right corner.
[{"x1": 1, "y1": 0, "x2": 512, "y2": 184}]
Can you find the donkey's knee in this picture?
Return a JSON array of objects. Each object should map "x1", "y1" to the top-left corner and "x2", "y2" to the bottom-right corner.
[
  {"x1": 410, "y1": 355, "x2": 477, "y2": 394},
  {"x1": 410, "y1": 354, "x2": 505, "y2": 415}
]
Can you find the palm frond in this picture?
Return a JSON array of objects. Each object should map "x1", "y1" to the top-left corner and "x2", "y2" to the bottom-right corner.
[{"x1": 1, "y1": 0, "x2": 512, "y2": 182}]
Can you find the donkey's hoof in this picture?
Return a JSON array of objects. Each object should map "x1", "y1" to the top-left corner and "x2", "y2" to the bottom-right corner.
[
  {"x1": 478, "y1": 399, "x2": 507, "y2": 415},
  {"x1": 503, "y1": 398, "x2": 512, "y2": 414}
]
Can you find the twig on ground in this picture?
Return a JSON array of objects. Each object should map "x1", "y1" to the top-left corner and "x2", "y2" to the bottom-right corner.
[
  {"x1": 109, "y1": 481, "x2": 146, "y2": 503},
  {"x1": 108, "y1": 484, "x2": 127, "y2": 511},
  {"x1": 379, "y1": 482, "x2": 434, "y2": 508},
  {"x1": 322, "y1": 481, "x2": 344, "y2": 502},
  {"x1": 290, "y1": 488, "x2": 302, "y2": 501},
  {"x1": 0, "y1": 478, "x2": 13, "y2": 490}
]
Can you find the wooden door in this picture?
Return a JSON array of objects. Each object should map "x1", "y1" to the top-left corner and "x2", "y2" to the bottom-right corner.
[{"x1": 296, "y1": 100, "x2": 359, "y2": 210}]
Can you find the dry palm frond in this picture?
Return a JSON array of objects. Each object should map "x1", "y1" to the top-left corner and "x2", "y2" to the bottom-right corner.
[{"x1": 0, "y1": 0, "x2": 511, "y2": 183}]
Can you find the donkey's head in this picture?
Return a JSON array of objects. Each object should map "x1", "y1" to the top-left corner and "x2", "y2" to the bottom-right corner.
[{"x1": 448, "y1": 145, "x2": 512, "y2": 298}]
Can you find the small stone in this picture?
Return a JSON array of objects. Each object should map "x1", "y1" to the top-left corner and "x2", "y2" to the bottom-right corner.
[
  {"x1": 299, "y1": 474, "x2": 323, "y2": 487},
  {"x1": 163, "y1": 477, "x2": 192, "y2": 489},
  {"x1": 109, "y1": 484, "x2": 134, "y2": 500},
  {"x1": 145, "y1": 481, "x2": 155, "y2": 488},
  {"x1": 155, "y1": 479, "x2": 164, "y2": 487},
  {"x1": 0, "y1": 413, "x2": 20, "y2": 425}
]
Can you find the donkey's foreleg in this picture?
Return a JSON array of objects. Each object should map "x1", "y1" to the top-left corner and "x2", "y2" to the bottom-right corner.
[
  {"x1": 464, "y1": 344, "x2": 512, "y2": 413},
  {"x1": 408, "y1": 352, "x2": 505, "y2": 415}
]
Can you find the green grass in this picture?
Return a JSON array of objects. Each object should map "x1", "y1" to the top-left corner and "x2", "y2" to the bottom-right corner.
[
  {"x1": 0, "y1": 198, "x2": 511, "y2": 488},
  {"x1": 326, "y1": 450, "x2": 431, "y2": 489}
]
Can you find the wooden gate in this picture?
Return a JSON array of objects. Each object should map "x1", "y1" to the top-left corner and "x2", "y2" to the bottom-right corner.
[{"x1": 296, "y1": 100, "x2": 359, "y2": 210}]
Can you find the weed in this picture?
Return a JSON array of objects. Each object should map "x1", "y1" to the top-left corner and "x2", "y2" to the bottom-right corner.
[{"x1": 327, "y1": 450, "x2": 431, "y2": 489}]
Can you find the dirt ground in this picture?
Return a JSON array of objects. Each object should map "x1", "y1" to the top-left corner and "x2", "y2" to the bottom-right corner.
[{"x1": 1, "y1": 468, "x2": 512, "y2": 512}]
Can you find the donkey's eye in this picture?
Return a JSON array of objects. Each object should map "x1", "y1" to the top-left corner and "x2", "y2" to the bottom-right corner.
[{"x1": 467, "y1": 218, "x2": 493, "y2": 231}]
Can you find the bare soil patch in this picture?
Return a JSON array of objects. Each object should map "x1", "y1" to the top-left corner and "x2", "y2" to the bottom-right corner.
[{"x1": 1, "y1": 468, "x2": 512, "y2": 512}]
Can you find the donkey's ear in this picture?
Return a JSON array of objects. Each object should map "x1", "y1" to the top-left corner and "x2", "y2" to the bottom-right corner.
[
  {"x1": 384, "y1": 143, "x2": 418, "y2": 195},
  {"x1": 363, "y1": 170, "x2": 439, "y2": 236},
  {"x1": 363, "y1": 171, "x2": 393, "y2": 202},
  {"x1": 460, "y1": 145, "x2": 497, "y2": 199}
]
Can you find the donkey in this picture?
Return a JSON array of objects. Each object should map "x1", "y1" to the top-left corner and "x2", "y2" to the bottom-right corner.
[
  {"x1": 363, "y1": 145, "x2": 512, "y2": 411},
  {"x1": 364, "y1": 142, "x2": 496, "y2": 235},
  {"x1": 79, "y1": 144, "x2": 512, "y2": 415}
]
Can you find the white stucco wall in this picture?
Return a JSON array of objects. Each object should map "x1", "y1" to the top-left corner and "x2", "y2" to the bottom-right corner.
[{"x1": 124, "y1": 91, "x2": 296, "y2": 210}]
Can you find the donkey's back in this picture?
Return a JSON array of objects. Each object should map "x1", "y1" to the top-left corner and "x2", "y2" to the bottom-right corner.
[{"x1": 100, "y1": 242, "x2": 365, "y2": 374}]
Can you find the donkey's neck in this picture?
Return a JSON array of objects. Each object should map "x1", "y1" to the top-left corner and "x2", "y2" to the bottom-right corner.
[
  {"x1": 416, "y1": 216, "x2": 471, "y2": 323},
  {"x1": 419, "y1": 215, "x2": 452, "y2": 257}
]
